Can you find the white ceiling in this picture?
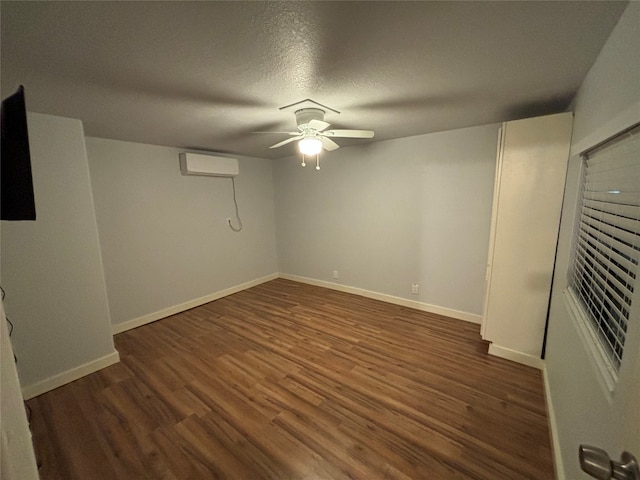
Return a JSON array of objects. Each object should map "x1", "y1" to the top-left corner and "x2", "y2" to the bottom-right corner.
[{"x1": 1, "y1": 1, "x2": 628, "y2": 159}]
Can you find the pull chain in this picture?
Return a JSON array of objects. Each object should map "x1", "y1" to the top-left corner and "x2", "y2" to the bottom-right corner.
[{"x1": 316, "y1": 154, "x2": 320, "y2": 171}]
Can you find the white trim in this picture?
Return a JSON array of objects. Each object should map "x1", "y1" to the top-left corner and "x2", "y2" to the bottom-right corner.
[
  {"x1": 21, "y1": 350, "x2": 120, "y2": 400},
  {"x1": 111, "y1": 273, "x2": 279, "y2": 334},
  {"x1": 482, "y1": 125, "x2": 506, "y2": 338},
  {"x1": 543, "y1": 364, "x2": 565, "y2": 480},
  {"x1": 487, "y1": 343, "x2": 544, "y2": 370},
  {"x1": 563, "y1": 288, "x2": 616, "y2": 399},
  {"x1": 278, "y1": 273, "x2": 482, "y2": 324},
  {"x1": 570, "y1": 100, "x2": 640, "y2": 156}
]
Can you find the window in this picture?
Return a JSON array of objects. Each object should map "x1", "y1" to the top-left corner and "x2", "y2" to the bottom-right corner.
[{"x1": 568, "y1": 124, "x2": 640, "y2": 375}]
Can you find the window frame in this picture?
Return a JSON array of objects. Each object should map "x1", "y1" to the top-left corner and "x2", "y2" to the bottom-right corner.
[{"x1": 565, "y1": 123, "x2": 640, "y2": 394}]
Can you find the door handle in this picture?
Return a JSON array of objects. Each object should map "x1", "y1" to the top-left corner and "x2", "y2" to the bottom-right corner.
[{"x1": 579, "y1": 445, "x2": 640, "y2": 480}]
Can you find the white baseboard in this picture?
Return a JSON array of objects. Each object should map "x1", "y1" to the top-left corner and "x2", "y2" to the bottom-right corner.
[
  {"x1": 278, "y1": 273, "x2": 482, "y2": 325},
  {"x1": 112, "y1": 273, "x2": 279, "y2": 335},
  {"x1": 113, "y1": 273, "x2": 481, "y2": 335},
  {"x1": 543, "y1": 364, "x2": 565, "y2": 480},
  {"x1": 22, "y1": 350, "x2": 120, "y2": 400},
  {"x1": 487, "y1": 343, "x2": 545, "y2": 370}
]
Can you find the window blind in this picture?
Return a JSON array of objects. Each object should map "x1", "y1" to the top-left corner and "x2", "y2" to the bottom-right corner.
[{"x1": 569, "y1": 124, "x2": 640, "y2": 371}]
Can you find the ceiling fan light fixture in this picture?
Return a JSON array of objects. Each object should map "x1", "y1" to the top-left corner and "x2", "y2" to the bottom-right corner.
[{"x1": 298, "y1": 137, "x2": 323, "y2": 156}]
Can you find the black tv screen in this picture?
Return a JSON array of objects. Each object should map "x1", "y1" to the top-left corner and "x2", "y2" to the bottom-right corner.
[{"x1": 1, "y1": 85, "x2": 36, "y2": 221}]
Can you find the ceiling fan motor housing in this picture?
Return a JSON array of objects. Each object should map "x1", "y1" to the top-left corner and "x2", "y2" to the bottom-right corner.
[
  {"x1": 264, "y1": 103, "x2": 372, "y2": 151},
  {"x1": 295, "y1": 108, "x2": 325, "y2": 129}
]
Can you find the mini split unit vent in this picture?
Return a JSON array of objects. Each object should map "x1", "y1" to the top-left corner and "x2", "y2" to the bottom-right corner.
[{"x1": 179, "y1": 153, "x2": 239, "y2": 177}]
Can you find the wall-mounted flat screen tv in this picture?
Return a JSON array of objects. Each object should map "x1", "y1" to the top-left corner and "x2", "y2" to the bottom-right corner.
[{"x1": 1, "y1": 85, "x2": 36, "y2": 221}]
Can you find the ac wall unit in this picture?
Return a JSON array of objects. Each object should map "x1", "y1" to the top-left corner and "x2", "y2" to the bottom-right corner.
[{"x1": 179, "y1": 153, "x2": 239, "y2": 177}]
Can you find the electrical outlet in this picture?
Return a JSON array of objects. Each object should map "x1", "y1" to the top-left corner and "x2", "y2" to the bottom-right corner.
[
  {"x1": 332, "y1": 270, "x2": 339, "y2": 279},
  {"x1": 411, "y1": 284, "x2": 419, "y2": 294}
]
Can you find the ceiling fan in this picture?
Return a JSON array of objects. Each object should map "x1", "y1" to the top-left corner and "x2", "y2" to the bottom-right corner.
[{"x1": 263, "y1": 107, "x2": 375, "y2": 158}]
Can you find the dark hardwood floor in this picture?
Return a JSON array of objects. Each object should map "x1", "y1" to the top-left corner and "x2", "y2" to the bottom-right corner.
[{"x1": 27, "y1": 279, "x2": 555, "y2": 479}]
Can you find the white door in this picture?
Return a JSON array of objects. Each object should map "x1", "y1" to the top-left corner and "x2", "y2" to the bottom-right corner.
[
  {"x1": 545, "y1": 123, "x2": 640, "y2": 480},
  {"x1": 578, "y1": 311, "x2": 640, "y2": 478},
  {"x1": 482, "y1": 112, "x2": 572, "y2": 365}
]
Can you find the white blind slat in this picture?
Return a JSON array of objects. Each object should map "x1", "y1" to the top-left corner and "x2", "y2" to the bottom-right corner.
[
  {"x1": 580, "y1": 220, "x2": 640, "y2": 257},
  {"x1": 582, "y1": 207, "x2": 640, "y2": 233},
  {"x1": 584, "y1": 191, "x2": 640, "y2": 207},
  {"x1": 574, "y1": 253, "x2": 632, "y2": 316},
  {"x1": 586, "y1": 178, "x2": 640, "y2": 193},
  {"x1": 576, "y1": 241, "x2": 636, "y2": 287},
  {"x1": 577, "y1": 228, "x2": 638, "y2": 275},
  {"x1": 583, "y1": 199, "x2": 639, "y2": 221}
]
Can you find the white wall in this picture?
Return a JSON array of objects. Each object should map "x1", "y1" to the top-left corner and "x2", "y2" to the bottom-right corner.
[
  {"x1": 85, "y1": 138, "x2": 278, "y2": 331},
  {"x1": 545, "y1": 3, "x2": 640, "y2": 479},
  {"x1": 1, "y1": 300, "x2": 39, "y2": 480},
  {"x1": 274, "y1": 124, "x2": 499, "y2": 319},
  {"x1": 1, "y1": 113, "x2": 118, "y2": 398}
]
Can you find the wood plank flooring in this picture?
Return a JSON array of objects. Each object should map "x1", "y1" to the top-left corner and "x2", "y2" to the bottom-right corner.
[{"x1": 27, "y1": 279, "x2": 555, "y2": 479}]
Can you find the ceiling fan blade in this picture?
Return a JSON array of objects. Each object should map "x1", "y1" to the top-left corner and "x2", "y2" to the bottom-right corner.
[
  {"x1": 320, "y1": 136, "x2": 340, "y2": 151},
  {"x1": 269, "y1": 136, "x2": 302, "y2": 149},
  {"x1": 308, "y1": 119, "x2": 330, "y2": 132},
  {"x1": 324, "y1": 129, "x2": 374, "y2": 138}
]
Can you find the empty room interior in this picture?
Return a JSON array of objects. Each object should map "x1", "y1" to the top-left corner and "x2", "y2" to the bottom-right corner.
[{"x1": 1, "y1": 2, "x2": 639, "y2": 480}]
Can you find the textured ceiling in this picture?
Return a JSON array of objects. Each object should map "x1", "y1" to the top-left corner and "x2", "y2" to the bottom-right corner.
[{"x1": 0, "y1": 1, "x2": 628, "y2": 159}]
